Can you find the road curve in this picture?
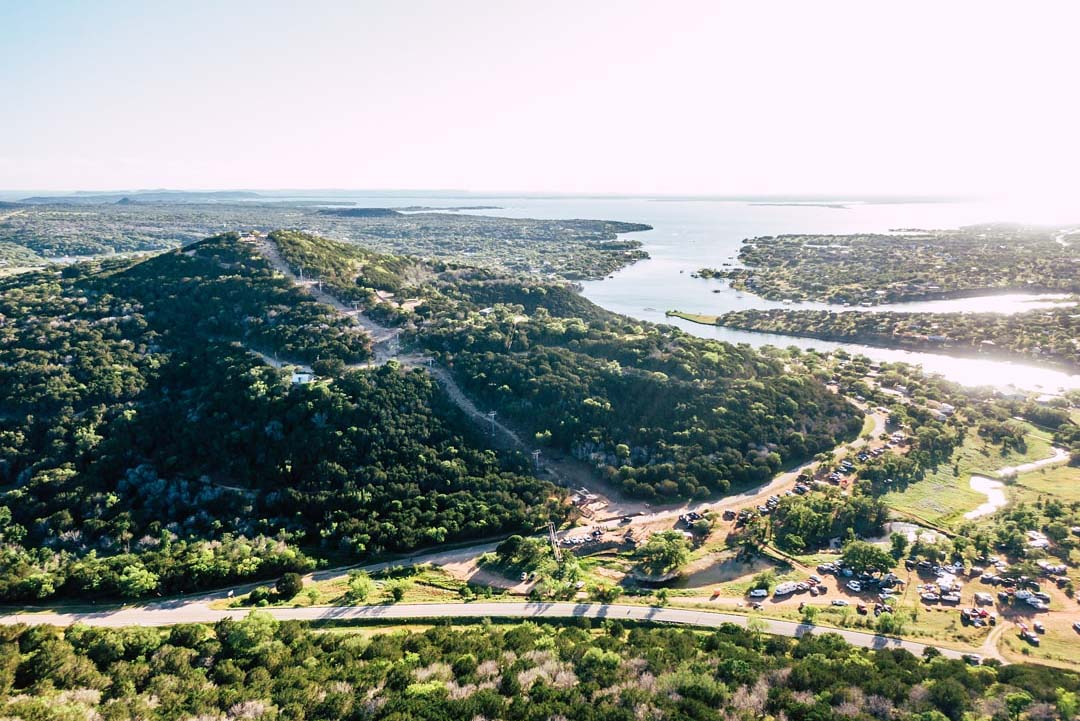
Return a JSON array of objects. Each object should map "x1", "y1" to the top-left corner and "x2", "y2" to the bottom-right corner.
[{"x1": 0, "y1": 601, "x2": 971, "y2": 660}]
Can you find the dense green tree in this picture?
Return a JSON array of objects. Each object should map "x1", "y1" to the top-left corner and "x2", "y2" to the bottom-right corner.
[
  {"x1": 842, "y1": 540, "x2": 896, "y2": 574},
  {"x1": 275, "y1": 572, "x2": 304, "y2": 599},
  {"x1": 634, "y1": 530, "x2": 691, "y2": 577}
]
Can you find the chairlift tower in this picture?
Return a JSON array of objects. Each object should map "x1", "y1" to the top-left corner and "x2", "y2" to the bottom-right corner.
[
  {"x1": 547, "y1": 521, "x2": 562, "y2": 562},
  {"x1": 487, "y1": 411, "x2": 497, "y2": 436},
  {"x1": 531, "y1": 449, "x2": 541, "y2": 471}
]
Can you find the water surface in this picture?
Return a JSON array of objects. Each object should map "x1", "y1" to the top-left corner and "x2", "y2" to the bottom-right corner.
[{"x1": 271, "y1": 193, "x2": 1080, "y2": 393}]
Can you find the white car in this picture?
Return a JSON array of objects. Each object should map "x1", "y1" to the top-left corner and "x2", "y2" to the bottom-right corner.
[
  {"x1": 832, "y1": 599, "x2": 849, "y2": 607},
  {"x1": 847, "y1": 580, "x2": 862, "y2": 593},
  {"x1": 749, "y1": 588, "x2": 769, "y2": 598}
]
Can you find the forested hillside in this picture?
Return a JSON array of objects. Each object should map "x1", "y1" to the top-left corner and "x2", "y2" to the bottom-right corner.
[
  {"x1": 3, "y1": 617, "x2": 1076, "y2": 721},
  {"x1": 270, "y1": 229, "x2": 431, "y2": 301},
  {"x1": 708, "y1": 225, "x2": 1080, "y2": 305},
  {"x1": 710, "y1": 306, "x2": 1080, "y2": 371},
  {"x1": 0, "y1": 231, "x2": 865, "y2": 601},
  {"x1": 413, "y1": 283, "x2": 863, "y2": 500},
  {"x1": 0, "y1": 235, "x2": 559, "y2": 602}
]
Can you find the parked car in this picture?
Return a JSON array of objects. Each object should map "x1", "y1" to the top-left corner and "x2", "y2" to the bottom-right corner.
[
  {"x1": 847, "y1": 580, "x2": 862, "y2": 593},
  {"x1": 749, "y1": 588, "x2": 768, "y2": 598},
  {"x1": 831, "y1": 599, "x2": 849, "y2": 607}
]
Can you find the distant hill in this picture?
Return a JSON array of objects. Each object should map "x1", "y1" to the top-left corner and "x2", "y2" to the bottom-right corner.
[
  {"x1": 319, "y1": 207, "x2": 403, "y2": 217},
  {"x1": 19, "y1": 190, "x2": 264, "y2": 204}
]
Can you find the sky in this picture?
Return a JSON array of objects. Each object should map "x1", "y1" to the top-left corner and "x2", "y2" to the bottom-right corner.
[{"x1": 2, "y1": 0, "x2": 1079, "y2": 201}]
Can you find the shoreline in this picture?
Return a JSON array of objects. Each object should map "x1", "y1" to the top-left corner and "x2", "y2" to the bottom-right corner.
[
  {"x1": 717, "y1": 276, "x2": 1077, "y2": 307},
  {"x1": 664, "y1": 310, "x2": 1080, "y2": 375}
]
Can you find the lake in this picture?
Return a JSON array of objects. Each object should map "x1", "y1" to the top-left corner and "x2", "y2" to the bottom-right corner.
[{"x1": 271, "y1": 192, "x2": 1080, "y2": 393}]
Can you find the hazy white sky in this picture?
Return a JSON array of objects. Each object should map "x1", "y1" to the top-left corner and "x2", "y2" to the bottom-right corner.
[{"x1": 2, "y1": 0, "x2": 1078, "y2": 198}]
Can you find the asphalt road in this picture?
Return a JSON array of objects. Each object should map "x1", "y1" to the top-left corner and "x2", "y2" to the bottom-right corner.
[{"x1": 0, "y1": 601, "x2": 971, "y2": 660}]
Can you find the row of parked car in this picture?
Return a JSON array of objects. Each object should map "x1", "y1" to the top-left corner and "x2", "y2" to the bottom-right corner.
[
  {"x1": 959, "y1": 607, "x2": 997, "y2": 628},
  {"x1": 757, "y1": 495, "x2": 781, "y2": 515},
  {"x1": 559, "y1": 528, "x2": 604, "y2": 547},
  {"x1": 818, "y1": 562, "x2": 904, "y2": 589},
  {"x1": 1017, "y1": 622, "x2": 1044, "y2": 646},
  {"x1": 748, "y1": 573, "x2": 831, "y2": 600},
  {"x1": 920, "y1": 587, "x2": 962, "y2": 604},
  {"x1": 1009, "y1": 588, "x2": 1051, "y2": 611},
  {"x1": 678, "y1": 511, "x2": 705, "y2": 526}
]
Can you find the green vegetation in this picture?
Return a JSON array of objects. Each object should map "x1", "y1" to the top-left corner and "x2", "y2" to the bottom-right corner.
[
  {"x1": 115, "y1": 233, "x2": 371, "y2": 364},
  {"x1": 271, "y1": 229, "x2": 430, "y2": 300},
  {"x1": 1012, "y1": 465, "x2": 1080, "y2": 505},
  {"x1": 841, "y1": 540, "x2": 896, "y2": 574},
  {"x1": 703, "y1": 224, "x2": 1080, "y2": 305},
  {"x1": 0, "y1": 202, "x2": 651, "y2": 279},
  {"x1": 771, "y1": 489, "x2": 889, "y2": 553},
  {"x1": 0, "y1": 235, "x2": 560, "y2": 603},
  {"x1": 1, "y1": 616, "x2": 1077, "y2": 721},
  {"x1": 707, "y1": 306, "x2": 1080, "y2": 371},
  {"x1": 275, "y1": 572, "x2": 304, "y2": 599},
  {"x1": 419, "y1": 302, "x2": 863, "y2": 499},
  {"x1": 0, "y1": 239, "x2": 42, "y2": 270},
  {"x1": 879, "y1": 425, "x2": 1051, "y2": 528},
  {"x1": 634, "y1": 530, "x2": 692, "y2": 578}
]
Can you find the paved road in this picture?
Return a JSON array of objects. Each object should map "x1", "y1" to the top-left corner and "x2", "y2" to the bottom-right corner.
[
  {"x1": 0, "y1": 601, "x2": 971, "y2": 659},
  {"x1": 39, "y1": 237, "x2": 968, "y2": 657}
]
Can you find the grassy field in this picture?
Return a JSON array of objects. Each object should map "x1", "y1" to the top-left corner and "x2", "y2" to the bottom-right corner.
[
  {"x1": 664, "y1": 310, "x2": 718, "y2": 325},
  {"x1": 1010, "y1": 464, "x2": 1080, "y2": 504},
  {"x1": 219, "y1": 565, "x2": 488, "y2": 610},
  {"x1": 881, "y1": 424, "x2": 1054, "y2": 528},
  {"x1": 1000, "y1": 620, "x2": 1080, "y2": 670}
]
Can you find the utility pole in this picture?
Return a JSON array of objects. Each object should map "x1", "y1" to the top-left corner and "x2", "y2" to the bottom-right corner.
[
  {"x1": 487, "y1": 410, "x2": 497, "y2": 436},
  {"x1": 547, "y1": 521, "x2": 562, "y2": 562}
]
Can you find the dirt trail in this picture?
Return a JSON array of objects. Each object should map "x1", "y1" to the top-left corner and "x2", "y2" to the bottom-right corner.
[
  {"x1": 249, "y1": 234, "x2": 904, "y2": 530},
  {"x1": 256, "y1": 237, "x2": 401, "y2": 351},
  {"x1": 249, "y1": 235, "x2": 640, "y2": 509}
]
